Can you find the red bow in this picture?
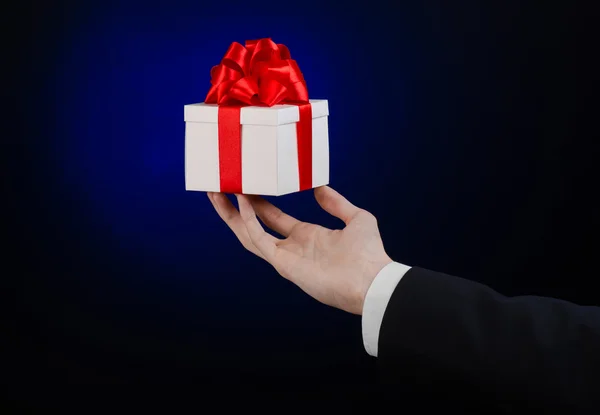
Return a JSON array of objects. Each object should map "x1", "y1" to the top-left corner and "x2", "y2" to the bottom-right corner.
[{"x1": 205, "y1": 38, "x2": 309, "y2": 106}]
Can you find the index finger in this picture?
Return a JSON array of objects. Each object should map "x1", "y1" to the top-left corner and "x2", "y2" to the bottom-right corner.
[{"x1": 236, "y1": 194, "x2": 280, "y2": 263}]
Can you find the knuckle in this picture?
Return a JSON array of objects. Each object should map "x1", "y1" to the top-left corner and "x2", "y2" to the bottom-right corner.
[
  {"x1": 254, "y1": 232, "x2": 265, "y2": 244},
  {"x1": 266, "y1": 208, "x2": 281, "y2": 222},
  {"x1": 358, "y1": 209, "x2": 377, "y2": 224},
  {"x1": 242, "y1": 212, "x2": 254, "y2": 225},
  {"x1": 272, "y1": 206, "x2": 284, "y2": 218},
  {"x1": 245, "y1": 230, "x2": 257, "y2": 243},
  {"x1": 290, "y1": 222, "x2": 309, "y2": 236},
  {"x1": 222, "y1": 211, "x2": 236, "y2": 221},
  {"x1": 272, "y1": 208, "x2": 287, "y2": 224},
  {"x1": 293, "y1": 222, "x2": 307, "y2": 231},
  {"x1": 328, "y1": 199, "x2": 340, "y2": 212}
]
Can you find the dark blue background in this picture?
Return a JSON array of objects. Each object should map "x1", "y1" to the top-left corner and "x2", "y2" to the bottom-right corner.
[{"x1": 6, "y1": 0, "x2": 598, "y2": 406}]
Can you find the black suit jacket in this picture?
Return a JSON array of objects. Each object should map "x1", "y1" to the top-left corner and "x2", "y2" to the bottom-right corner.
[{"x1": 375, "y1": 267, "x2": 600, "y2": 412}]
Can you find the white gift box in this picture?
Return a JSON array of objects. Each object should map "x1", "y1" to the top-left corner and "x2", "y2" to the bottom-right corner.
[{"x1": 184, "y1": 99, "x2": 329, "y2": 196}]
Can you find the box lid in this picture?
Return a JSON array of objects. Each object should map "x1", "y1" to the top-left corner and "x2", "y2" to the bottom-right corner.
[{"x1": 184, "y1": 99, "x2": 328, "y2": 126}]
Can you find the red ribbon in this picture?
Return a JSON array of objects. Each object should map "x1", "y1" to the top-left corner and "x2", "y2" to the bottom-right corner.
[{"x1": 205, "y1": 38, "x2": 312, "y2": 194}]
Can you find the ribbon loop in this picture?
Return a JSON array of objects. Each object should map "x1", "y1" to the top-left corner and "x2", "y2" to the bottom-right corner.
[
  {"x1": 210, "y1": 64, "x2": 242, "y2": 86},
  {"x1": 221, "y1": 41, "x2": 249, "y2": 75},
  {"x1": 228, "y1": 76, "x2": 259, "y2": 105},
  {"x1": 277, "y1": 43, "x2": 291, "y2": 59},
  {"x1": 205, "y1": 39, "x2": 308, "y2": 107},
  {"x1": 259, "y1": 78, "x2": 288, "y2": 107}
]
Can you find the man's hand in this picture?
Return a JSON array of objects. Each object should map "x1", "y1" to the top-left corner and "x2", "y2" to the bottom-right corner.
[{"x1": 207, "y1": 186, "x2": 392, "y2": 315}]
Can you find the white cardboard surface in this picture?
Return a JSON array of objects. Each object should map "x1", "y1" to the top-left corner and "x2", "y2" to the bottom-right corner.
[
  {"x1": 184, "y1": 99, "x2": 329, "y2": 125},
  {"x1": 185, "y1": 99, "x2": 329, "y2": 196}
]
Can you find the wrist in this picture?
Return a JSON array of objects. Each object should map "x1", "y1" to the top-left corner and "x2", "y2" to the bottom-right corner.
[{"x1": 356, "y1": 256, "x2": 393, "y2": 315}]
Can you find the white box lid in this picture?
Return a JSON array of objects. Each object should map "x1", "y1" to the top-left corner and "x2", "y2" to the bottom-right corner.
[{"x1": 184, "y1": 99, "x2": 328, "y2": 126}]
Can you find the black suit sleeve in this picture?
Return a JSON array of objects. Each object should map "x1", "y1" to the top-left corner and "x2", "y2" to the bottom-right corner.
[{"x1": 377, "y1": 267, "x2": 600, "y2": 411}]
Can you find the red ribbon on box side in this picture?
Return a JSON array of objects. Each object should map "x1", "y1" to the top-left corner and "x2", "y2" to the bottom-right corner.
[{"x1": 204, "y1": 38, "x2": 312, "y2": 194}]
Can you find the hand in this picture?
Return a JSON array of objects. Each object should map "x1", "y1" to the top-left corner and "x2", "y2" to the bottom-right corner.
[{"x1": 207, "y1": 186, "x2": 392, "y2": 315}]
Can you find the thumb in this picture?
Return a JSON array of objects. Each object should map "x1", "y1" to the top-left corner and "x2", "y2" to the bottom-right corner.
[{"x1": 314, "y1": 186, "x2": 362, "y2": 224}]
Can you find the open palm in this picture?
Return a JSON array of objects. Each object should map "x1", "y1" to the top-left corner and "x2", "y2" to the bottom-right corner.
[{"x1": 208, "y1": 186, "x2": 391, "y2": 314}]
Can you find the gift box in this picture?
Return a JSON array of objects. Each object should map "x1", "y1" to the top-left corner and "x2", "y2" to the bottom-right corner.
[{"x1": 184, "y1": 38, "x2": 330, "y2": 196}]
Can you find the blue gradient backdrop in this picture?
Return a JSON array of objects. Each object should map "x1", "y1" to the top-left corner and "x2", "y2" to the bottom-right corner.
[{"x1": 8, "y1": 0, "x2": 598, "y2": 393}]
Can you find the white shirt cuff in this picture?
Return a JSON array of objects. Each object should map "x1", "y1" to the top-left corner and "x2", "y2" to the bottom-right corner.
[{"x1": 361, "y1": 262, "x2": 412, "y2": 357}]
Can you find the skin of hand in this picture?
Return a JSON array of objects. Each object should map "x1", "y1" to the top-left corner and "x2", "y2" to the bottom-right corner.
[{"x1": 207, "y1": 186, "x2": 393, "y2": 315}]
